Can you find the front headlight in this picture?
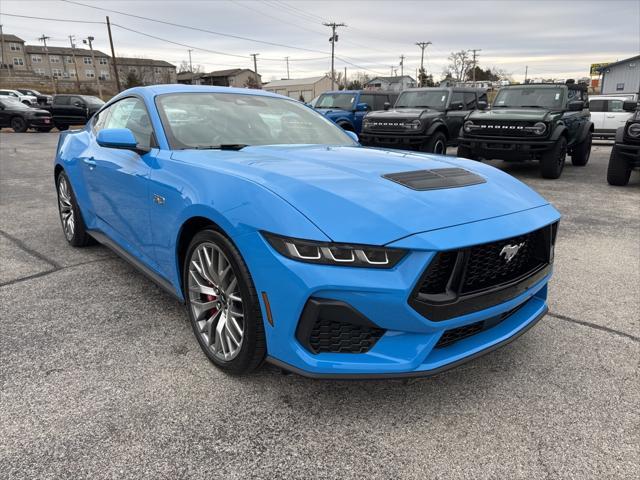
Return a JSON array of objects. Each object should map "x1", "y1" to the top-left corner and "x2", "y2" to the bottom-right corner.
[
  {"x1": 405, "y1": 119, "x2": 422, "y2": 130},
  {"x1": 262, "y1": 232, "x2": 407, "y2": 268},
  {"x1": 464, "y1": 120, "x2": 474, "y2": 133},
  {"x1": 532, "y1": 122, "x2": 547, "y2": 135},
  {"x1": 627, "y1": 122, "x2": 640, "y2": 138}
]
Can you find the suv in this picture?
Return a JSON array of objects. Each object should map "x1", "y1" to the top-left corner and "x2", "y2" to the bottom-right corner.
[
  {"x1": 457, "y1": 83, "x2": 593, "y2": 179},
  {"x1": 44, "y1": 94, "x2": 104, "y2": 130},
  {"x1": 607, "y1": 100, "x2": 639, "y2": 186},
  {"x1": 0, "y1": 89, "x2": 38, "y2": 106},
  {"x1": 314, "y1": 90, "x2": 398, "y2": 133},
  {"x1": 359, "y1": 87, "x2": 487, "y2": 153}
]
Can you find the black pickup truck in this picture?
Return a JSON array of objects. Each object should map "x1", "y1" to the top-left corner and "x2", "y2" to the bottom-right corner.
[
  {"x1": 607, "y1": 100, "x2": 640, "y2": 186},
  {"x1": 359, "y1": 87, "x2": 488, "y2": 153},
  {"x1": 43, "y1": 94, "x2": 105, "y2": 130}
]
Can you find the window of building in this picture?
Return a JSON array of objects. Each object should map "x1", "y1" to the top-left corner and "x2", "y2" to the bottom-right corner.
[
  {"x1": 616, "y1": 83, "x2": 625, "y2": 91},
  {"x1": 129, "y1": 67, "x2": 137, "y2": 73},
  {"x1": 31, "y1": 55, "x2": 42, "y2": 63},
  {"x1": 13, "y1": 57, "x2": 24, "y2": 66},
  {"x1": 65, "y1": 56, "x2": 74, "y2": 64},
  {"x1": 9, "y1": 43, "x2": 21, "y2": 51},
  {"x1": 99, "y1": 57, "x2": 108, "y2": 65},
  {"x1": 99, "y1": 70, "x2": 110, "y2": 80},
  {"x1": 85, "y1": 69, "x2": 95, "y2": 78},
  {"x1": 154, "y1": 67, "x2": 161, "y2": 74},
  {"x1": 83, "y1": 57, "x2": 92, "y2": 64},
  {"x1": 52, "y1": 69, "x2": 63, "y2": 78},
  {"x1": 50, "y1": 55, "x2": 60, "y2": 63},
  {"x1": 34, "y1": 68, "x2": 45, "y2": 76}
]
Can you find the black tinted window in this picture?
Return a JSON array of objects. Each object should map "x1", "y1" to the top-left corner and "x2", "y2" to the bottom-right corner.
[
  {"x1": 589, "y1": 100, "x2": 606, "y2": 112},
  {"x1": 373, "y1": 95, "x2": 388, "y2": 110},
  {"x1": 54, "y1": 96, "x2": 70, "y2": 105},
  {"x1": 450, "y1": 91, "x2": 464, "y2": 106},
  {"x1": 359, "y1": 94, "x2": 375, "y2": 109},
  {"x1": 463, "y1": 92, "x2": 477, "y2": 109}
]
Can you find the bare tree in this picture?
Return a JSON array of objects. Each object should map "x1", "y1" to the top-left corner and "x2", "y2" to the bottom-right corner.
[{"x1": 446, "y1": 50, "x2": 473, "y2": 82}]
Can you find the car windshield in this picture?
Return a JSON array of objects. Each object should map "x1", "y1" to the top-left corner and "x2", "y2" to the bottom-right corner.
[
  {"x1": 156, "y1": 92, "x2": 356, "y2": 149},
  {"x1": 493, "y1": 87, "x2": 564, "y2": 109},
  {"x1": 2, "y1": 97, "x2": 29, "y2": 110},
  {"x1": 82, "y1": 96, "x2": 105, "y2": 106},
  {"x1": 395, "y1": 90, "x2": 449, "y2": 109},
  {"x1": 315, "y1": 93, "x2": 357, "y2": 110},
  {"x1": 22, "y1": 89, "x2": 41, "y2": 95}
]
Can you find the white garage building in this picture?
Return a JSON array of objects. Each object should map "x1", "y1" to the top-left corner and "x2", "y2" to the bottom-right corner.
[{"x1": 263, "y1": 76, "x2": 332, "y2": 102}]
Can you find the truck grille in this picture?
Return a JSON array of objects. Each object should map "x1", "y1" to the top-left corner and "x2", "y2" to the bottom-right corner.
[{"x1": 469, "y1": 121, "x2": 540, "y2": 137}]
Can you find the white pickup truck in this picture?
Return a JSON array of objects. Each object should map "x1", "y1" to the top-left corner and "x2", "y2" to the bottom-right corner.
[{"x1": 589, "y1": 95, "x2": 634, "y2": 139}]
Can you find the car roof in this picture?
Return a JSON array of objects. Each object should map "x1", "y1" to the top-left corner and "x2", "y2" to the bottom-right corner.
[
  {"x1": 116, "y1": 84, "x2": 291, "y2": 102},
  {"x1": 401, "y1": 87, "x2": 484, "y2": 93},
  {"x1": 589, "y1": 95, "x2": 629, "y2": 101},
  {"x1": 321, "y1": 90, "x2": 395, "y2": 95}
]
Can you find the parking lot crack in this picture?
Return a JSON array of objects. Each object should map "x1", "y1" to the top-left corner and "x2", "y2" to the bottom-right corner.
[
  {"x1": 0, "y1": 257, "x2": 114, "y2": 288},
  {"x1": 548, "y1": 312, "x2": 640, "y2": 343},
  {"x1": 0, "y1": 228, "x2": 61, "y2": 269}
]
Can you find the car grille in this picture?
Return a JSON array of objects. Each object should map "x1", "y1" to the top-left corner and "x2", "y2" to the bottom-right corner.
[
  {"x1": 418, "y1": 251, "x2": 457, "y2": 295},
  {"x1": 309, "y1": 318, "x2": 385, "y2": 354},
  {"x1": 33, "y1": 111, "x2": 52, "y2": 118},
  {"x1": 469, "y1": 121, "x2": 540, "y2": 137},
  {"x1": 364, "y1": 119, "x2": 412, "y2": 132}
]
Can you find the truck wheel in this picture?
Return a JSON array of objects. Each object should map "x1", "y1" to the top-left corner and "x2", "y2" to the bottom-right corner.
[
  {"x1": 338, "y1": 122, "x2": 354, "y2": 132},
  {"x1": 457, "y1": 145, "x2": 478, "y2": 160},
  {"x1": 606, "y1": 147, "x2": 631, "y2": 186},
  {"x1": 56, "y1": 124, "x2": 69, "y2": 131},
  {"x1": 571, "y1": 131, "x2": 592, "y2": 166},
  {"x1": 424, "y1": 132, "x2": 447, "y2": 154},
  {"x1": 540, "y1": 136, "x2": 567, "y2": 179},
  {"x1": 10, "y1": 116, "x2": 28, "y2": 133}
]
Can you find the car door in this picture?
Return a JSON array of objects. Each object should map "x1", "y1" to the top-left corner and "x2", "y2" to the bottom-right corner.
[
  {"x1": 588, "y1": 99, "x2": 606, "y2": 132},
  {"x1": 83, "y1": 97, "x2": 157, "y2": 266},
  {"x1": 68, "y1": 96, "x2": 89, "y2": 125},
  {"x1": 445, "y1": 90, "x2": 471, "y2": 140},
  {"x1": 0, "y1": 101, "x2": 10, "y2": 127},
  {"x1": 355, "y1": 93, "x2": 375, "y2": 132},
  {"x1": 604, "y1": 99, "x2": 633, "y2": 132},
  {"x1": 562, "y1": 88, "x2": 586, "y2": 142}
]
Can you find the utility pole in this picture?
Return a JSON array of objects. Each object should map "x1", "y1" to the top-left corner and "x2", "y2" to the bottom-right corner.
[
  {"x1": 0, "y1": 24, "x2": 11, "y2": 77},
  {"x1": 285, "y1": 56, "x2": 290, "y2": 79},
  {"x1": 83, "y1": 36, "x2": 102, "y2": 98},
  {"x1": 68, "y1": 35, "x2": 81, "y2": 91},
  {"x1": 105, "y1": 17, "x2": 121, "y2": 92},
  {"x1": 188, "y1": 49, "x2": 193, "y2": 72},
  {"x1": 468, "y1": 48, "x2": 482, "y2": 83},
  {"x1": 524, "y1": 65, "x2": 528, "y2": 84},
  {"x1": 323, "y1": 22, "x2": 345, "y2": 90},
  {"x1": 251, "y1": 53, "x2": 259, "y2": 75},
  {"x1": 344, "y1": 66, "x2": 347, "y2": 89},
  {"x1": 399, "y1": 54, "x2": 405, "y2": 78},
  {"x1": 416, "y1": 41, "x2": 432, "y2": 87},
  {"x1": 38, "y1": 34, "x2": 57, "y2": 94}
]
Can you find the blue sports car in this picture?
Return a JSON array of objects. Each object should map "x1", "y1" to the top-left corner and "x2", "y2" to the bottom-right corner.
[{"x1": 54, "y1": 85, "x2": 560, "y2": 378}]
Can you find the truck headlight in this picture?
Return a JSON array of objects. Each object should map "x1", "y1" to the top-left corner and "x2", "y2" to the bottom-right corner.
[
  {"x1": 405, "y1": 119, "x2": 422, "y2": 130},
  {"x1": 464, "y1": 120, "x2": 474, "y2": 133},
  {"x1": 627, "y1": 122, "x2": 640, "y2": 138},
  {"x1": 532, "y1": 122, "x2": 547, "y2": 135},
  {"x1": 262, "y1": 232, "x2": 407, "y2": 268}
]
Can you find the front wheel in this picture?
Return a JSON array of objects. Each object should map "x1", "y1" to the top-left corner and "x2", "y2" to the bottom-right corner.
[
  {"x1": 571, "y1": 131, "x2": 592, "y2": 166},
  {"x1": 606, "y1": 147, "x2": 631, "y2": 186},
  {"x1": 184, "y1": 229, "x2": 266, "y2": 374},
  {"x1": 540, "y1": 136, "x2": 567, "y2": 179},
  {"x1": 423, "y1": 131, "x2": 447, "y2": 154},
  {"x1": 10, "y1": 116, "x2": 28, "y2": 133},
  {"x1": 56, "y1": 171, "x2": 93, "y2": 246}
]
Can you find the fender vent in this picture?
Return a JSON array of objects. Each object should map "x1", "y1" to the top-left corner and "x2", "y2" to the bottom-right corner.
[{"x1": 383, "y1": 168, "x2": 486, "y2": 191}]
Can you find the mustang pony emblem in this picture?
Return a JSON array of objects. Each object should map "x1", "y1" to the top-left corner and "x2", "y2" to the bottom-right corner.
[{"x1": 500, "y1": 242, "x2": 525, "y2": 263}]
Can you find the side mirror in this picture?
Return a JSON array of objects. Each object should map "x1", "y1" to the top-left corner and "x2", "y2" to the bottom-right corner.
[
  {"x1": 449, "y1": 101, "x2": 464, "y2": 110},
  {"x1": 344, "y1": 130, "x2": 359, "y2": 143},
  {"x1": 355, "y1": 102, "x2": 370, "y2": 112},
  {"x1": 477, "y1": 101, "x2": 488, "y2": 110},
  {"x1": 383, "y1": 102, "x2": 391, "y2": 111},
  {"x1": 96, "y1": 128, "x2": 149, "y2": 154},
  {"x1": 568, "y1": 100, "x2": 584, "y2": 111},
  {"x1": 623, "y1": 100, "x2": 638, "y2": 112},
  {"x1": 74, "y1": 101, "x2": 86, "y2": 108}
]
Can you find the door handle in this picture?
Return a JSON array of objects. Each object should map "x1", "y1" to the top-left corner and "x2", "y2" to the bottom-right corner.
[
  {"x1": 606, "y1": 115, "x2": 615, "y2": 118},
  {"x1": 83, "y1": 157, "x2": 96, "y2": 169}
]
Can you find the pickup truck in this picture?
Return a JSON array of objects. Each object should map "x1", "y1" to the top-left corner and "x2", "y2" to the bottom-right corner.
[
  {"x1": 43, "y1": 94, "x2": 105, "y2": 130},
  {"x1": 607, "y1": 100, "x2": 640, "y2": 186},
  {"x1": 314, "y1": 90, "x2": 398, "y2": 133}
]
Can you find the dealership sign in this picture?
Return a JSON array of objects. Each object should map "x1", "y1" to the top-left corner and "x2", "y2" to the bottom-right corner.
[{"x1": 590, "y1": 63, "x2": 610, "y2": 76}]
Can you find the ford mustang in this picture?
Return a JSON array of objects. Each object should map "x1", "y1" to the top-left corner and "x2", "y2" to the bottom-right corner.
[{"x1": 54, "y1": 85, "x2": 560, "y2": 378}]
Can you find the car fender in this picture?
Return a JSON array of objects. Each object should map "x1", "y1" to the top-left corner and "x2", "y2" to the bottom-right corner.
[
  {"x1": 615, "y1": 125, "x2": 626, "y2": 143},
  {"x1": 425, "y1": 119, "x2": 448, "y2": 138},
  {"x1": 549, "y1": 123, "x2": 568, "y2": 141},
  {"x1": 576, "y1": 120, "x2": 595, "y2": 143}
]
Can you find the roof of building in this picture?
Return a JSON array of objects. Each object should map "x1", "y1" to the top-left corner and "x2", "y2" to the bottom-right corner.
[
  {"x1": 200, "y1": 68, "x2": 259, "y2": 78},
  {"x1": 366, "y1": 76, "x2": 416, "y2": 84},
  {"x1": 264, "y1": 76, "x2": 328, "y2": 88},
  {"x1": 25, "y1": 45, "x2": 109, "y2": 57},
  {"x1": 1, "y1": 34, "x2": 25, "y2": 43},
  {"x1": 116, "y1": 57, "x2": 176, "y2": 68},
  {"x1": 597, "y1": 54, "x2": 640, "y2": 71}
]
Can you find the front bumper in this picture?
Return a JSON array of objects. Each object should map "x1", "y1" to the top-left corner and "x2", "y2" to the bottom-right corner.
[
  {"x1": 458, "y1": 135, "x2": 555, "y2": 160},
  {"x1": 234, "y1": 204, "x2": 560, "y2": 377},
  {"x1": 359, "y1": 131, "x2": 432, "y2": 150},
  {"x1": 28, "y1": 116, "x2": 53, "y2": 128},
  {"x1": 613, "y1": 141, "x2": 640, "y2": 167}
]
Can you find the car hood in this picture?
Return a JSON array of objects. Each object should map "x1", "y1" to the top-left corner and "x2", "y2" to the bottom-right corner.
[
  {"x1": 171, "y1": 145, "x2": 549, "y2": 245},
  {"x1": 366, "y1": 108, "x2": 440, "y2": 120},
  {"x1": 468, "y1": 108, "x2": 553, "y2": 122}
]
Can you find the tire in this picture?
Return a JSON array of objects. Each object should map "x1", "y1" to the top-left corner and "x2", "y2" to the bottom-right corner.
[
  {"x1": 10, "y1": 116, "x2": 28, "y2": 133},
  {"x1": 56, "y1": 124, "x2": 69, "y2": 131},
  {"x1": 606, "y1": 147, "x2": 631, "y2": 186},
  {"x1": 571, "y1": 131, "x2": 592, "y2": 166},
  {"x1": 423, "y1": 131, "x2": 447, "y2": 154},
  {"x1": 540, "y1": 136, "x2": 567, "y2": 179},
  {"x1": 56, "y1": 171, "x2": 94, "y2": 247},
  {"x1": 184, "y1": 229, "x2": 266, "y2": 374},
  {"x1": 338, "y1": 122, "x2": 355, "y2": 132},
  {"x1": 37, "y1": 127, "x2": 54, "y2": 133},
  {"x1": 457, "y1": 144, "x2": 478, "y2": 160}
]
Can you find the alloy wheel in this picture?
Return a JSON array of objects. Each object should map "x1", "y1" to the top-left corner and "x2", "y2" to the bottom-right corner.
[
  {"x1": 57, "y1": 176, "x2": 75, "y2": 240},
  {"x1": 188, "y1": 242, "x2": 245, "y2": 361},
  {"x1": 434, "y1": 139, "x2": 446, "y2": 154}
]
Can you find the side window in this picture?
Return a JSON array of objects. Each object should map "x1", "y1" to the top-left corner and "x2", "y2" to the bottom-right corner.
[
  {"x1": 450, "y1": 91, "x2": 464, "y2": 107},
  {"x1": 69, "y1": 96, "x2": 84, "y2": 106},
  {"x1": 105, "y1": 97, "x2": 153, "y2": 149},
  {"x1": 53, "y1": 96, "x2": 69, "y2": 105},
  {"x1": 567, "y1": 89, "x2": 583, "y2": 102},
  {"x1": 609, "y1": 100, "x2": 624, "y2": 112},
  {"x1": 359, "y1": 94, "x2": 375, "y2": 110},
  {"x1": 93, "y1": 106, "x2": 110, "y2": 133},
  {"x1": 589, "y1": 100, "x2": 607, "y2": 112},
  {"x1": 463, "y1": 92, "x2": 477, "y2": 109},
  {"x1": 373, "y1": 95, "x2": 387, "y2": 110},
  {"x1": 478, "y1": 93, "x2": 488, "y2": 104}
]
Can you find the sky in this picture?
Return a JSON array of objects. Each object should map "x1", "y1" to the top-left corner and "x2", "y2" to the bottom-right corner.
[{"x1": 1, "y1": 0, "x2": 639, "y2": 83}]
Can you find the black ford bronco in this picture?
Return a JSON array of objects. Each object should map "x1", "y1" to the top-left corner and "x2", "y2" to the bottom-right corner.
[
  {"x1": 457, "y1": 83, "x2": 593, "y2": 179},
  {"x1": 359, "y1": 87, "x2": 487, "y2": 154},
  {"x1": 607, "y1": 100, "x2": 640, "y2": 186}
]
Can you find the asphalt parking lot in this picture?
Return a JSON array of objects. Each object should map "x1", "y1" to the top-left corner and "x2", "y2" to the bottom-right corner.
[{"x1": 1, "y1": 131, "x2": 638, "y2": 479}]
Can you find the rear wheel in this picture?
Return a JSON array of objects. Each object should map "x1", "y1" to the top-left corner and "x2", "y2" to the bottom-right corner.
[
  {"x1": 56, "y1": 171, "x2": 93, "y2": 246},
  {"x1": 606, "y1": 147, "x2": 631, "y2": 186},
  {"x1": 10, "y1": 116, "x2": 28, "y2": 133},
  {"x1": 571, "y1": 131, "x2": 592, "y2": 166},
  {"x1": 184, "y1": 229, "x2": 266, "y2": 374},
  {"x1": 540, "y1": 136, "x2": 567, "y2": 179},
  {"x1": 424, "y1": 131, "x2": 447, "y2": 154}
]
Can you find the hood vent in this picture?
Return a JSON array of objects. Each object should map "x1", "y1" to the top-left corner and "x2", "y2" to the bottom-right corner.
[{"x1": 382, "y1": 168, "x2": 486, "y2": 191}]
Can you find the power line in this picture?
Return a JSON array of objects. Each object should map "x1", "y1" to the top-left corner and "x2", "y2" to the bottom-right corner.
[{"x1": 0, "y1": 12, "x2": 105, "y2": 24}]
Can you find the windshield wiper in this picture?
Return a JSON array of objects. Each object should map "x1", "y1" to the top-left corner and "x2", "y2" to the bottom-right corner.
[
  {"x1": 192, "y1": 144, "x2": 249, "y2": 151},
  {"x1": 520, "y1": 105, "x2": 546, "y2": 109}
]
